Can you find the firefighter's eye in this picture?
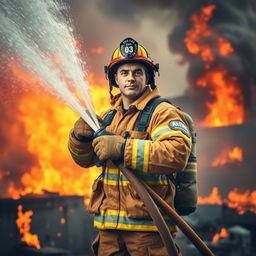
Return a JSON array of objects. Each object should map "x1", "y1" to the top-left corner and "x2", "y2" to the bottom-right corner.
[
  {"x1": 134, "y1": 70, "x2": 143, "y2": 76},
  {"x1": 120, "y1": 70, "x2": 128, "y2": 76}
]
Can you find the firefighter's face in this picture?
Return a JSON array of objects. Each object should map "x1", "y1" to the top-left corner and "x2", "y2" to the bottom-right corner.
[{"x1": 115, "y1": 63, "x2": 148, "y2": 103}]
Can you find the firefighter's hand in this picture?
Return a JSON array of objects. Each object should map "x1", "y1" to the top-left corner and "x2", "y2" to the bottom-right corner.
[
  {"x1": 73, "y1": 116, "x2": 102, "y2": 140},
  {"x1": 92, "y1": 135, "x2": 125, "y2": 161}
]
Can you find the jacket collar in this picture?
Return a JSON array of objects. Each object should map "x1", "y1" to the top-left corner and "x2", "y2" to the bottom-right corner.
[{"x1": 110, "y1": 86, "x2": 161, "y2": 111}]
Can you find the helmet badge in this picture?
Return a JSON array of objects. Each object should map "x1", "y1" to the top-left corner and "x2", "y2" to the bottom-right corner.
[{"x1": 120, "y1": 37, "x2": 138, "y2": 58}]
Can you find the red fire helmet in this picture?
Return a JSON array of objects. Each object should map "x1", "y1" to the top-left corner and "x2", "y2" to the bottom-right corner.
[{"x1": 104, "y1": 37, "x2": 159, "y2": 89}]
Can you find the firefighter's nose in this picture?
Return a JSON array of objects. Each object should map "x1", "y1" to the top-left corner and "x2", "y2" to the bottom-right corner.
[{"x1": 127, "y1": 71, "x2": 135, "y2": 81}]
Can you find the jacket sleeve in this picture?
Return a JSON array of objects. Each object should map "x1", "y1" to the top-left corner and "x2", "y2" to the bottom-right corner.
[
  {"x1": 68, "y1": 129, "x2": 95, "y2": 168},
  {"x1": 123, "y1": 103, "x2": 192, "y2": 175},
  {"x1": 68, "y1": 111, "x2": 109, "y2": 168}
]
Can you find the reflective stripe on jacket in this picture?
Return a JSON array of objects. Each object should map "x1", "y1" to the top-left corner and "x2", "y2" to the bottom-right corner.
[{"x1": 68, "y1": 87, "x2": 192, "y2": 232}]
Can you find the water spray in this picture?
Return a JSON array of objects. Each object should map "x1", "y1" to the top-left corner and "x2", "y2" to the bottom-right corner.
[{"x1": 0, "y1": 0, "x2": 99, "y2": 131}]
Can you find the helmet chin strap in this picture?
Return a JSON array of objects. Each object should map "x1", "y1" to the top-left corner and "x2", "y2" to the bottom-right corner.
[{"x1": 109, "y1": 83, "x2": 114, "y2": 99}]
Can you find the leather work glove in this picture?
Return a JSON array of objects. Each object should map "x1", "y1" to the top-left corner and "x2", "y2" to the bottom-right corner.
[
  {"x1": 92, "y1": 135, "x2": 125, "y2": 161},
  {"x1": 73, "y1": 116, "x2": 102, "y2": 141}
]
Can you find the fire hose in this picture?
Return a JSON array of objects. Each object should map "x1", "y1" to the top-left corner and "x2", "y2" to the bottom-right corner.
[
  {"x1": 115, "y1": 162, "x2": 214, "y2": 256},
  {"x1": 112, "y1": 159, "x2": 179, "y2": 256}
]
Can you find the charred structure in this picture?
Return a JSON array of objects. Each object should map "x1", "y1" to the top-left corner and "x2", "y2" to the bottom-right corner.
[{"x1": 0, "y1": 195, "x2": 96, "y2": 256}]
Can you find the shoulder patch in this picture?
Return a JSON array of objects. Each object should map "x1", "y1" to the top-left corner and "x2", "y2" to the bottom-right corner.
[{"x1": 169, "y1": 120, "x2": 190, "y2": 137}]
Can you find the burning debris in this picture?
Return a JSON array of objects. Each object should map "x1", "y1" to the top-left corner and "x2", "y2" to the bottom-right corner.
[
  {"x1": 16, "y1": 205, "x2": 41, "y2": 249},
  {"x1": 211, "y1": 227, "x2": 229, "y2": 244},
  {"x1": 2, "y1": 197, "x2": 86, "y2": 256},
  {"x1": 198, "y1": 186, "x2": 256, "y2": 215}
]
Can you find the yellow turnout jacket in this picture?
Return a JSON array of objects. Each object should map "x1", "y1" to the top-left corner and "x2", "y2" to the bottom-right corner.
[{"x1": 68, "y1": 87, "x2": 192, "y2": 232}]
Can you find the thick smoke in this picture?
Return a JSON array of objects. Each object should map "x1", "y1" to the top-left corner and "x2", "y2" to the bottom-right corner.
[
  {"x1": 168, "y1": 0, "x2": 256, "y2": 118},
  {"x1": 95, "y1": 0, "x2": 256, "y2": 120}
]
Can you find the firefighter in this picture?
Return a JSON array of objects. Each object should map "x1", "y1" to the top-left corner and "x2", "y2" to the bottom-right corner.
[{"x1": 68, "y1": 38, "x2": 191, "y2": 256}]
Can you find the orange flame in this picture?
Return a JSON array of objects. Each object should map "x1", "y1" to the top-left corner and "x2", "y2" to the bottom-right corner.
[
  {"x1": 185, "y1": 5, "x2": 216, "y2": 62},
  {"x1": 212, "y1": 146, "x2": 243, "y2": 167},
  {"x1": 199, "y1": 187, "x2": 256, "y2": 215},
  {"x1": 16, "y1": 205, "x2": 41, "y2": 249},
  {"x1": 6, "y1": 62, "x2": 109, "y2": 200},
  {"x1": 217, "y1": 38, "x2": 234, "y2": 56},
  {"x1": 197, "y1": 68, "x2": 245, "y2": 127},
  {"x1": 185, "y1": 4, "x2": 245, "y2": 127},
  {"x1": 211, "y1": 228, "x2": 229, "y2": 244},
  {"x1": 198, "y1": 186, "x2": 223, "y2": 205},
  {"x1": 225, "y1": 189, "x2": 256, "y2": 215}
]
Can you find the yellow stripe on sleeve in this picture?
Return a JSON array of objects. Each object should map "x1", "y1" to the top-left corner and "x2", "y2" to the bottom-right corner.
[
  {"x1": 151, "y1": 125, "x2": 170, "y2": 139},
  {"x1": 156, "y1": 130, "x2": 182, "y2": 141},
  {"x1": 132, "y1": 139, "x2": 138, "y2": 170},
  {"x1": 143, "y1": 140, "x2": 150, "y2": 172}
]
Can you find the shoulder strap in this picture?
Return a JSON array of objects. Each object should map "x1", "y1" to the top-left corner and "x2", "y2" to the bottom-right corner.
[
  {"x1": 135, "y1": 97, "x2": 178, "y2": 187},
  {"x1": 101, "y1": 109, "x2": 117, "y2": 129},
  {"x1": 101, "y1": 97, "x2": 172, "y2": 132},
  {"x1": 135, "y1": 97, "x2": 172, "y2": 132}
]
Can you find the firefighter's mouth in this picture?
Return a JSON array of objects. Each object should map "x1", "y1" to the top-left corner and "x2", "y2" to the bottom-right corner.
[{"x1": 125, "y1": 85, "x2": 138, "y2": 89}]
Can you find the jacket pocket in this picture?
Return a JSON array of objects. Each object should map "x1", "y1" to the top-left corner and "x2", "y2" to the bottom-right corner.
[
  {"x1": 125, "y1": 183, "x2": 169, "y2": 219},
  {"x1": 88, "y1": 175, "x2": 105, "y2": 214}
]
